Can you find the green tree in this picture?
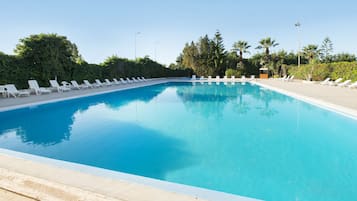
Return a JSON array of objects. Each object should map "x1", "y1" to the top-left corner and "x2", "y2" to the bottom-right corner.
[
  {"x1": 211, "y1": 30, "x2": 227, "y2": 76},
  {"x1": 256, "y1": 37, "x2": 279, "y2": 75},
  {"x1": 256, "y1": 37, "x2": 279, "y2": 56},
  {"x1": 332, "y1": 53, "x2": 356, "y2": 62},
  {"x1": 226, "y1": 51, "x2": 239, "y2": 70},
  {"x1": 320, "y1": 37, "x2": 333, "y2": 63},
  {"x1": 179, "y1": 31, "x2": 228, "y2": 76},
  {"x1": 197, "y1": 35, "x2": 214, "y2": 75},
  {"x1": 232, "y1": 41, "x2": 250, "y2": 69},
  {"x1": 271, "y1": 50, "x2": 288, "y2": 76},
  {"x1": 181, "y1": 42, "x2": 199, "y2": 71},
  {"x1": 14, "y1": 33, "x2": 80, "y2": 85},
  {"x1": 302, "y1": 44, "x2": 321, "y2": 80},
  {"x1": 302, "y1": 44, "x2": 320, "y2": 64}
]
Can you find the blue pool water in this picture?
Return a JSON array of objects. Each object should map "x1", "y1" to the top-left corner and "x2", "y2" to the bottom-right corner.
[{"x1": 1, "y1": 82, "x2": 357, "y2": 201}]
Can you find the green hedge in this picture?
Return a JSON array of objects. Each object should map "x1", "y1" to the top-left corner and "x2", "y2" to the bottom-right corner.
[
  {"x1": 225, "y1": 69, "x2": 242, "y2": 77},
  {"x1": 0, "y1": 34, "x2": 190, "y2": 89},
  {"x1": 0, "y1": 56, "x2": 190, "y2": 89},
  {"x1": 330, "y1": 62, "x2": 357, "y2": 81},
  {"x1": 288, "y1": 62, "x2": 357, "y2": 81}
]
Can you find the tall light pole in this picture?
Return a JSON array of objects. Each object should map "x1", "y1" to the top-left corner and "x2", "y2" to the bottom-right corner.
[
  {"x1": 134, "y1": 32, "x2": 141, "y2": 59},
  {"x1": 295, "y1": 22, "x2": 301, "y2": 68}
]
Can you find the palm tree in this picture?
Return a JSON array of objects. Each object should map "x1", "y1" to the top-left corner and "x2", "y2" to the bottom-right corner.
[
  {"x1": 256, "y1": 37, "x2": 279, "y2": 56},
  {"x1": 256, "y1": 37, "x2": 279, "y2": 75},
  {"x1": 232, "y1": 41, "x2": 251, "y2": 69},
  {"x1": 256, "y1": 37, "x2": 279, "y2": 71},
  {"x1": 302, "y1": 44, "x2": 320, "y2": 64},
  {"x1": 302, "y1": 44, "x2": 321, "y2": 81},
  {"x1": 275, "y1": 50, "x2": 288, "y2": 76}
]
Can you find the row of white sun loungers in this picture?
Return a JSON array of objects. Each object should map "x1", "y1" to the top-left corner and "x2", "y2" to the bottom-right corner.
[
  {"x1": 192, "y1": 75, "x2": 255, "y2": 81},
  {"x1": 279, "y1": 75, "x2": 357, "y2": 88},
  {"x1": 279, "y1": 75, "x2": 295, "y2": 82},
  {"x1": 0, "y1": 77, "x2": 149, "y2": 98},
  {"x1": 320, "y1": 77, "x2": 357, "y2": 88}
]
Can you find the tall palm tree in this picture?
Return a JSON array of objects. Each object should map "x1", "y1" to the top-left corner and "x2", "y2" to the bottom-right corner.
[
  {"x1": 276, "y1": 50, "x2": 288, "y2": 76},
  {"x1": 256, "y1": 37, "x2": 279, "y2": 56},
  {"x1": 302, "y1": 44, "x2": 320, "y2": 64},
  {"x1": 232, "y1": 41, "x2": 251, "y2": 68},
  {"x1": 302, "y1": 44, "x2": 321, "y2": 81}
]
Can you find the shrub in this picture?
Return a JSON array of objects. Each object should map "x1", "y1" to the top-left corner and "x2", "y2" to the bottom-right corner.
[
  {"x1": 330, "y1": 62, "x2": 357, "y2": 81},
  {"x1": 287, "y1": 62, "x2": 357, "y2": 81},
  {"x1": 225, "y1": 69, "x2": 242, "y2": 77}
]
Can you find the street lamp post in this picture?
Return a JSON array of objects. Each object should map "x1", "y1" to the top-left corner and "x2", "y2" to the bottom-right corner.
[
  {"x1": 295, "y1": 22, "x2": 301, "y2": 68},
  {"x1": 134, "y1": 32, "x2": 141, "y2": 59}
]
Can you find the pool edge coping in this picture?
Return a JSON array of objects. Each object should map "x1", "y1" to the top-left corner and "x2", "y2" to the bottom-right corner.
[{"x1": 0, "y1": 148, "x2": 260, "y2": 201}]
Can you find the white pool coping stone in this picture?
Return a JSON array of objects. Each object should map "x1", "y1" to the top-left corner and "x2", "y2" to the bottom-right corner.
[{"x1": 0, "y1": 149, "x2": 260, "y2": 201}]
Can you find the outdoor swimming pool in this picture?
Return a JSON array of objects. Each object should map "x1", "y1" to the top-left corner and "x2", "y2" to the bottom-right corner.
[{"x1": 0, "y1": 82, "x2": 357, "y2": 201}]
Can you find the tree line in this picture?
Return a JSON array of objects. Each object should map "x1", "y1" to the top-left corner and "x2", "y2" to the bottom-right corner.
[
  {"x1": 171, "y1": 30, "x2": 357, "y2": 79},
  {"x1": 0, "y1": 33, "x2": 191, "y2": 89}
]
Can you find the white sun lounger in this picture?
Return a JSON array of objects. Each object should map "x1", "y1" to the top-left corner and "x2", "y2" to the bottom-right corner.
[
  {"x1": 112, "y1": 78, "x2": 121, "y2": 85},
  {"x1": 208, "y1": 76, "x2": 212, "y2": 80},
  {"x1": 283, "y1": 75, "x2": 290, "y2": 81},
  {"x1": 287, "y1": 75, "x2": 294, "y2": 82},
  {"x1": 141, "y1": 77, "x2": 147, "y2": 81},
  {"x1": 348, "y1": 81, "x2": 357, "y2": 89},
  {"x1": 50, "y1": 80, "x2": 71, "y2": 92},
  {"x1": 83, "y1": 80, "x2": 93, "y2": 88},
  {"x1": 104, "y1": 79, "x2": 113, "y2": 86},
  {"x1": 126, "y1": 78, "x2": 134, "y2": 83},
  {"x1": 280, "y1": 75, "x2": 287, "y2": 81},
  {"x1": 191, "y1": 75, "x2": 197, "y2": 80},
  {"x1": 231, "y1": 76, "x2": 235, "y2": 81},
  {"x1": 136, "y1": 77, "x2": 143, "y2": 82},
  {"x1": 28, "y1": 80, "x2": 51, "y2": 95},
  {"x1": 0, "y1": 85, "x2": 6, "y2": 97},
  {"x1": 61, "y1": 81, "x2": 72, "y2": 88},
  {"x1": 83, "y1": 80, "x2": 99, "y2": 88},
  {"x1": 338, "y1": 80, "x2": 351, "y2": 87},
  {"x1": 120, "y1": 78, "x2": 128, "y2": 84},
  {"x1": 320, "y1": 77, "x2": 331, "y2": 85},
  {"x1": 329, "y1": 78, "x2": 343, "y2": 86},
  {"x1": 215, "y1": 76, "x2": 220, "y2": 80},
  {"x1": 95, "y1": 79, "x2": 107, "y2": 87},
  {"x1": 4, "y1": 84, "x2": 30, "y2": 97},
  {"x1": 132, "y1": 77, "x2": 139, "y2": 82},
  {"x1": 71, "y1": 80, "x2": 89, "y2": 89}
]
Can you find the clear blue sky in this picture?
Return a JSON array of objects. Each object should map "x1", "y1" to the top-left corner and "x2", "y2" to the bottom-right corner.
[{"x1": 1, "y1": 0, "x2": 356, "y2": 65}]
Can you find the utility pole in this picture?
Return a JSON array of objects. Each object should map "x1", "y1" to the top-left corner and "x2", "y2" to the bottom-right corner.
[{"x1": 295, "y1": 22, "x2": 301, "y2": 67}]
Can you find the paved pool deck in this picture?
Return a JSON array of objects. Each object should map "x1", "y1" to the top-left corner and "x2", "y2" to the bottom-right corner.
[{"x1": 0, "y1": 77, "x2": 357, "y2": 200}]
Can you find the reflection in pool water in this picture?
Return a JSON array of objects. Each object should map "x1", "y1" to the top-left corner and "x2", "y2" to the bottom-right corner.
[{"x1": 1, "y1": 82, "x2": 357, "y2": 201}]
